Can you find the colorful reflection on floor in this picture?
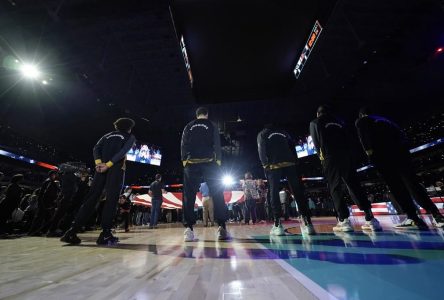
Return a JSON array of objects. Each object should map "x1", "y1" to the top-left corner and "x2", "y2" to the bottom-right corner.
[
  {"x1": 254, "y1": 229, "x2": 444, "y2": 300},
  {"x1": 6, "y1": 215, "x2": 444, "y2": 300},
  {"x1": 131, "y1": 231, "x2": 441, "y2": 299},
  {"x1": 99, "y1": 216, "x2": 444, "y2": 300},
  {"x1": 143, "y1": 229, "x2": 444, "y2": 299}
]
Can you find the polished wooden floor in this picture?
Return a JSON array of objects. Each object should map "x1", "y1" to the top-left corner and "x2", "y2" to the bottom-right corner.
[
  {"x1": 0, "y1": 220, "x2": 332, "y2": 300},
  {"x1": 4, "y1": 216, "x2": 439, "y2": 300}
]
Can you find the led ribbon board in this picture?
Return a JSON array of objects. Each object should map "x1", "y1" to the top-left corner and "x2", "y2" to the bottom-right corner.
[
  {"x1": 180, "y1": 36, "x2": 193, "y2": 86},
  {"x1": 294, "y1": 20, "x2": 323, "y2": 79},
  {"x1": 0, "y1": 148, "x2": 58, "y2": 170},
  {"x1": 409, "y1": 138, "x2": 443, "y2": 153}
]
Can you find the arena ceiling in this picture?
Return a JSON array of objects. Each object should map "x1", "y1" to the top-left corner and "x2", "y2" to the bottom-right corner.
[{"x1": 0, "y1": 0, "x2": 443, "y2": 168}]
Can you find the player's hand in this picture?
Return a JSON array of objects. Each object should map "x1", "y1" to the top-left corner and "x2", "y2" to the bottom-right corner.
[{"x1": 96, "y1": 163, "x2": 109, "y2": 173}]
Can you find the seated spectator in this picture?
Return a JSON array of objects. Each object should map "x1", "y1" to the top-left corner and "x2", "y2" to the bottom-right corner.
[
  {"x1": 28, "y1": 170, "x2": 60, "y2": 236},
  {"x1": 0, "y1": 174, "x2": 24, "y2": 234},
  {"x1": 21, "y1": 188, "x2": 40, "y2": 232}
]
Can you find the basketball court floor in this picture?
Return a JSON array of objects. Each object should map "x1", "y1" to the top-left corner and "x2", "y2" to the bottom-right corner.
[{"x1": 1, "y1": 215, "x2": 443, "y2": 300}]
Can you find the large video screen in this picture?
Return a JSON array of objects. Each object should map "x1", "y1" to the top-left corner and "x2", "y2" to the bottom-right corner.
[
  {"x1": 295, "y1": 136, "x2": 317, "y2": 158},
  {"x1": 126, "y1": 142, "x2": 162, "y2": 166}
]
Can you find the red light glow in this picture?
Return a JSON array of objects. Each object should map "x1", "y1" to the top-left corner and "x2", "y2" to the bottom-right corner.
[{"x1": 437, "y1": 47, "x2": 443, "y2": 53}]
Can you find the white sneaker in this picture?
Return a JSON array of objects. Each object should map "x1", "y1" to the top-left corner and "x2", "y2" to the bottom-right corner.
[
  {"x1": 301, "y1": 223, "x2": 316, "y2": 235},
  {"x1": 361, "y1": 218, "x2": 382, "y2": 231},
  {"x1": 270, "y1": 224, "x2": 285, "y2": 236},
  {"x1": 432, "y1": 216, "x2": 444, "y2": 228},
  {"x1": 332, "y1": 218, "x2": 354, "y2": 232},
  {"x1": 393, "y1": 218, "x2": 428, "y2": 230},
  {"x1": 217, "y1": 226, "x2": 230, "y2": 241},
  {"x1": 184, "y1": 228, "x2": 194, "y2": 242}
]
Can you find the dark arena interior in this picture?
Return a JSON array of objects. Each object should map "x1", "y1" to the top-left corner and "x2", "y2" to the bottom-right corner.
[{"x1": 0, "y1": 0, "x2": 443, "y2": 299}]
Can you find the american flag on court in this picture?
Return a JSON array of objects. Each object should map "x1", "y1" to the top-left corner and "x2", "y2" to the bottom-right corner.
[
  {"x1": 350, "y1": 197, "x2": 444, "y2": 216},
  {"x1": 350, "y1": 202, "x2": 398, "y2": 216},
  {"x1": 418, "y1": 197, "x2": 444, "y2": 214},
  {"x1": 133, "y1": 191, "x2": 245, "y2": 209}
]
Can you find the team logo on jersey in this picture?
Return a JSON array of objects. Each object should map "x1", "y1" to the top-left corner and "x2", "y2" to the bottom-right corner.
[
  {"x1": 106, "y1": 134, "x2": 125, "y2": 139},
  {"x1": 190, "y1": 123, "x2": 209, "y2": 131},
  {"x1": 268, "y1": 132, "x2": 286, "y2": 139},
  {"x1": 325, "y1": 123, "x2": 342, "y2": 129}
]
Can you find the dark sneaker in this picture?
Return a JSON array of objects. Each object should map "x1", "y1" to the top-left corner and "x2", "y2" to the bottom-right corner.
[
  {"x1": 96, "y1": 231, "x2": 119, "y2": 245},
  {"x1": 393, "y1": 218, "x2": 429, "y2": 230},
  {"x1": 217, "y1": 226, "x2": 230, "y2": 241},
  {"x1": 432, "y1": 215, "x2": 444, "y2": 228},
  {"x1": 60, "y1": 229, "x2": 81, "y2": 244}
]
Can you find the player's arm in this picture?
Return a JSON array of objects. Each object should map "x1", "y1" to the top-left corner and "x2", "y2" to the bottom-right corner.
[
  {"x1": 213, "y1": 122, "x2": 222, "y2": 166},
  {"x1": 257, "y1": 131, "x2": 269, "y2": 169},
  {"x1": 93, "y1": 134, "x2": 107, "y2": 165},
  {"x1": 181, "y1": 125, "x2": 190, "y2": 166},
  {"x1": 391, "y1": 120, "x2": 409, "y2": 148},
  {"x1": 285, "y1": 131, "x2": 298, "y2": 159},
  {"x1": 106, "y1": 135, "x2": 136, "y2": 168},
  {"x1": 309, "y1": 121, "x2": 322, "y2": 160},
  {"x1": 148, "y1": 183, "x2": 153, "y2": 197},
  {"x1": 355, "y1": 118, "x2": 373, "y2": 157}
]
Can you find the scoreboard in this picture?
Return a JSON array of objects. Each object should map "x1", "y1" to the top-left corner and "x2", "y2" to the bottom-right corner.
[
  {"x1": 294, "y1": 20, "x2": 323, "y2": 79},
  {"x1": 180, "y1": 35, "x2": 194, "y2": 86}
]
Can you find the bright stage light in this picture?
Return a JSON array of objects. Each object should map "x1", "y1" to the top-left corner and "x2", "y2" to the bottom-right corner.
[
  {"x1": 20, "y1": 64, "x2": 40, "y2": 79},
  {"x1": 222, "y1": 175, "x2": 235, "y2": 186},
  {"x1": 42, "y1": 80, "x2": 48, "y2": 85}
]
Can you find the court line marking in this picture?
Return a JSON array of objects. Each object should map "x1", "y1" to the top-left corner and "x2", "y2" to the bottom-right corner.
[
  {"x1": 274, "y1": 257, "x2": 339, "y2": 300},
  {"x1": 253, "y1": 235, "x2": 339, "y2": 300}
]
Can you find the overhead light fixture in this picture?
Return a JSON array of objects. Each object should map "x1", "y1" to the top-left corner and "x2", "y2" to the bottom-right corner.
[{"x1": 20, "y1": 64, "x2": 40, "y2": 79}]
